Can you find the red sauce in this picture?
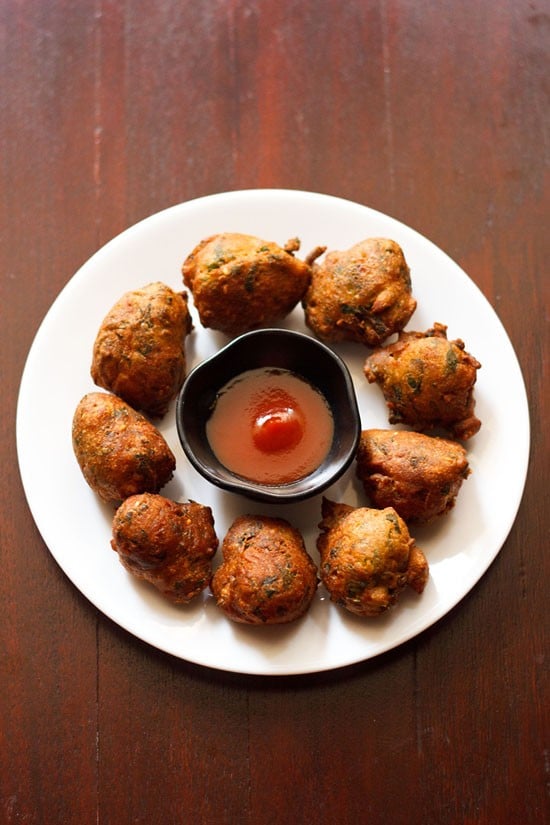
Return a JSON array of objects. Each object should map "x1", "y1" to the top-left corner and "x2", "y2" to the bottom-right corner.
[{"x1": 206, "y1": 367, "x2": 334, "y2": 485}]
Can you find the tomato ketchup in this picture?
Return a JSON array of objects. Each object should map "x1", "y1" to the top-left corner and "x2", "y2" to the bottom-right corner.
[{"x1": 206, "y1": 367, "x2": 334, "y2": 485}]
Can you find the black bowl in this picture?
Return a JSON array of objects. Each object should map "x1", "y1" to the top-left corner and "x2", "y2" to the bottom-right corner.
[{"x1": 175, "y1": 328, "x2": 361, "y2": 503}]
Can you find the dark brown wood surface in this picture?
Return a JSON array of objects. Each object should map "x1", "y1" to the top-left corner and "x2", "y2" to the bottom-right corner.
[{"x1": 1, "y1": 2, "x2": 548, "y2": 823}]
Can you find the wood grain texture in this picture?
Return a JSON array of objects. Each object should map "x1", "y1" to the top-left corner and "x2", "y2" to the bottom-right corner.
[{"x1": 1, "y1": 1, "x2": 547, "y2": 823}]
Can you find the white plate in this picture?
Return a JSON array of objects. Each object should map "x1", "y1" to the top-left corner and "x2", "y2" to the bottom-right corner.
[{"x1": 16, "y1": 189, "x2": 530, "y2": 675}]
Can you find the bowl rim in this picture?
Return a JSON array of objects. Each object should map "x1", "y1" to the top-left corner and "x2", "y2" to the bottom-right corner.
[{"x1": 175, "y1": 328, "x2": 361, "y2": 503}]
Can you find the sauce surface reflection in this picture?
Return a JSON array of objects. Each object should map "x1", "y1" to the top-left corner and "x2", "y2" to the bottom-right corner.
[{"x1": 206, "y1": 367, "x2": 334, "y2": 485}]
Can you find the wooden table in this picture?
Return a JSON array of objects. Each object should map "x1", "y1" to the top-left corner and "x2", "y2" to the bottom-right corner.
[{"x1": 2, "y1": 2, "x2": 547, "y2": 822}]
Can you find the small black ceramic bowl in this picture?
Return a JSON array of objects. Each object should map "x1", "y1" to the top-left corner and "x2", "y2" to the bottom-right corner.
[{"x1": 175, "y1": 328, "x2": 361, "y2": 503}]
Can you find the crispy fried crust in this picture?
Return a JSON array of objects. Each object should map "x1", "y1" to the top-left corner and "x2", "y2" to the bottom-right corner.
[
  {"x1": 72, "y1": 392, "x2": 175, "y2": 504},
  {"x1": 91, "y1": 282, "x2": 193, "y2": 418},
  {"x1": 210, "y1": 515, "x2": 318, "y2": 624},
  {"x1": 356, "y1": 429, "x2": 470, "y2": 522},
  {"x1": 303, "y1": 238, "x2": 416, "y2": 346},
  {"x1": 364, "y1": 322, "x2": 481, "y2": 439},
  {"x1": 111, "y1": 494, "x2": 218, "y2": 603},
  {"x1": 182, "y1": 233, "x2": 315, "y2": 335},
  {"x1": 317, "y1": 499, "x2": 428, "y2": 617}
]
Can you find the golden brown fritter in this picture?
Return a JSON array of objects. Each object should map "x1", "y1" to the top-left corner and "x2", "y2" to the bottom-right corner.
[
  {"x1": 91, "y1": 282, "x2": 193, "y2": 418},
  {"x1": 182, "y1": 233, "x2": 318, "y2": 335},
  {"x1": 356, "y1": 429, "x2": 470, "y2": 522},
  {"x1": 72, "y1": 392, "x2": 175, "y2": 504},
  {"x1": 364, "y1": 322, "x2": 481, "y2": 440},
  {"x1": 210, "y1": 515, "x2": 318, "y2": 625},
  {"x1": 317, "y1": 499, "x2": 428, "y2": 617},
  {"x1": 302, "y1": 238, "x2": 416, "y2": 346},
  {"x1": 111, "y1": 494, "x2": 218, "y2": 604}
]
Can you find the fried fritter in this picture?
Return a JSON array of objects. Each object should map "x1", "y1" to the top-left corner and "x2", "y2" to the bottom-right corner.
[
  {"x1": 302, "y1": 238, "x2": 416, "y2": 346},
  {"x1": 317, "y1": 499, "x2": 428, "y2": 617},
  {"x1": 210, "y1": 515, "x2": 318, "y2": 625},
  {"x1": 91, "y1": 282, "x2": 193, "y2": 417},
  {"x1": 72, "y1": 392, "x2": 175, "y2": 504},
  {"x1": 182, "y1": 233, "x2": 318, "y2": 335},
  {"x1": 111, "y1": 494, "x2": 218, "y2": 603},
  {"x1": 364, "y1": 322, "x2": 481, "y2": 440},
  {"x1": 356, "y1": 429, "x2": 470, "y2": 522}
]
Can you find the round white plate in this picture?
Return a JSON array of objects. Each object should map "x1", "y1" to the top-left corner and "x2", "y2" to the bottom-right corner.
[{"x1": 16, "y1": 189, "x2": 530, "y2": 675}]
